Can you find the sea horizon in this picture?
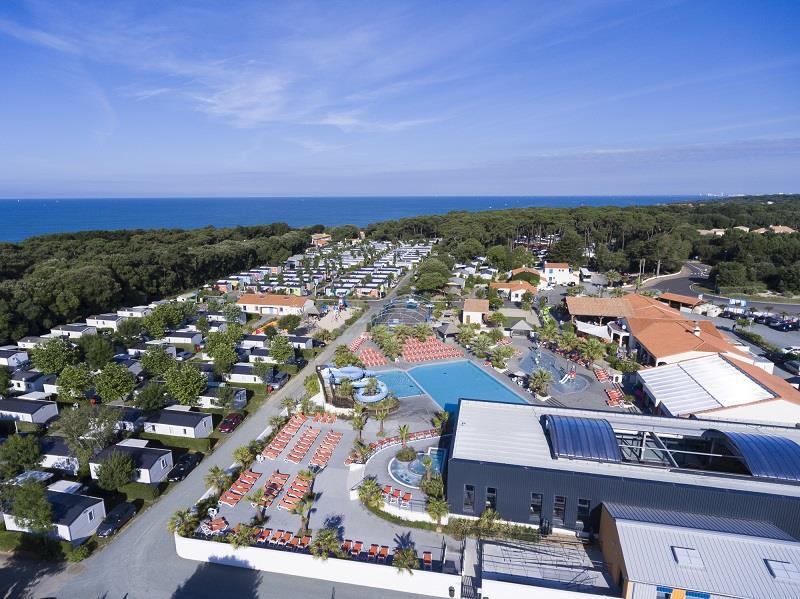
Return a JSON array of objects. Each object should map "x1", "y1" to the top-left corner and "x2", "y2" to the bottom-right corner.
[{"x1": 0, "y1": 194, "x2": 712, "y2": 243}]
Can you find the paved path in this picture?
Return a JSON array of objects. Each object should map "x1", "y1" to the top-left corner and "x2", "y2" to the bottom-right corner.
[{"x1": 10, "y1": 274, "x2": 440, "y2": 599}]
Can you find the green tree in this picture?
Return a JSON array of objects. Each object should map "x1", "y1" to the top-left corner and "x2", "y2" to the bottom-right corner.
[
  {"x1": 310, "y1": 527, "x2": 345, "y2": 560},
  {"x1": 277, "y1": 314, "x2": 301, "y2": 331},
  {"x1": 94, "y1": 362, "x2": 136, "y2": 403},
  {"x1": 471, "y1": 334, "x2": 492, "y2": 358},
  {"x1": 412, "y1": 323, "x2": 432, "y2": 341},
  {"x1": 269, "y1": 335, "x2": 294, "y2": 364},
  {"x1": 291, "y1": 493, "x2": 316, "y2": 536},
  {"x1": 332, "y1": 345, "x2": 361, "y2": 368},
  {"x1": 56, "y1": 363, "x2": 93, "y2": 401},
  {"x1": 358, "y1": 478, "x2": 384, "y2": 510},
  {"x1": 426, "y1": 497, "x2": 449, "y2": 533},
  {"x1": 205, "y1": 330, "x2": 239, "y2": 373},
  {"x1": 96, "y1": 450, "x2": 135, "y2": 491},
  {"x1": 212, "y1": 385, "x2": 237, "y2": 411},
  {"x1": 351, "y1": 411, "x2": 366, "y2": 442},
  {"x1": 228, "y1": 524, "x2": 256, "y2": 549},
  {"x1": 134, "y1": 382, "x2": 169, "y2": 411},
  {"x1": 579, "y1": 337, "x2": 605, "y2": 365},
  {"x1": 487, "y1": 312, "x2": 505, "y2": 328},
  {"x1": 168, "y1": 508, "x2": 198, "y2": 537},
  {"x1": 282, "y1": 396, "x2": 297, "y2": 416},
  {"x1": 0, "y1": 365, "x2": 10, "y2": 393},
  {"x1": 398, "y1": 424, "x2": 411, "y2": 448},
  {"x1": 141, "y1": 346, "x2": 176, "y2": 377},
  {"x1": 222, "y1": 303, "x2": 243, "y2": 324},
  {"x1": 117, "y1": 318, "x2": 143, "y2": 338},
  {"x1": 204, "y1": 465, "x2": 231, "y2": 491},
  {"x1": 547, "y1": 229, "x2": 585, "y2": 266},
  {"x1": 196, "y1": 316, "x2": 210, "y2": 337},
  {"x1": 489, "y1": 344, "x2": 515, "y2": 368},
  {"x1": 30, "y1": 337, "x2": 78, "y2": 375},
  {"x1": 393, "y1": 547, "x2": 419, "y2": 574},
  {"x1": 303, "y1": 374, "x2": 320, "y2": 396},
  {"x1": 10, "y1": 480, "x2": 53, "y2": 534},
  {"x1": 456, "y1": 324, "x2": 476, "y2": 346},
  {"x1": 233, "y1": 445, "x2": 257, "y2": 468},
  {"x1": 77, "y1": 334, "x2": 115, "y2": 369},
  {"x1": 55, "y1": 404, "x2": 118, "y2": 466},
  {"x1": 253, "y1": 360, "x2": 273, "y2": 384},
  {"x1": 0, "y1": 433, "x2": 41, "y2": 479},
  {"x1": 164, "y1": 363, "x2": 207, "y2": 406},
  {"x1": 529, "y1": 368, "x2": 553, "y2": 396}
]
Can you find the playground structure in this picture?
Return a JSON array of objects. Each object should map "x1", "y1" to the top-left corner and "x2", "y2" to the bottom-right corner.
[
  {"x1": 370, "y1": 293, "x2": 433, "y2": 328},
  {"x1": 320, "y1": 365, "x2": 390, "y2": 404}
]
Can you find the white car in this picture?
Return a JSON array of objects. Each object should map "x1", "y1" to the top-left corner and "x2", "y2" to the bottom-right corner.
[{"x1": 781, "y1": 346, "x2": 800, "y2": 354}]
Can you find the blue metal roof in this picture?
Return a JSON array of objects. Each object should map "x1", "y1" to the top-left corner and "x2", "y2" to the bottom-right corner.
[
  {"x1": 603, "y1": 502, "x2": 797, "y2": 541},
  {"x1": 714, "y1": 430, "x2": 800, "y2": 483},
  {"x1": 545, "y1": 415, "x2": 621, "y2": 462}
]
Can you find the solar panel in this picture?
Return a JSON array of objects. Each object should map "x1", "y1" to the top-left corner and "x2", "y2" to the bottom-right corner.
[
  {"x1": 714, "y1": 430, "x2": 800, "y2": 483},
  {"x1": 545, "y1": 415, "x2": 621, "y2": 463}
]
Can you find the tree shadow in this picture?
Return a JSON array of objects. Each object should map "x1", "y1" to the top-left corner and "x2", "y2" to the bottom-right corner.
[
  {"x1": 393, "y1": 531, "x2": 415, "y2": 550},
  {"x1": 322, "y1": 514, "x2": 345, "y2": 539},
  {"x1": 171, "y1": 557, "x2": 261, "y2": 599},
  {"x1": 0, "y1": 551, "x2": 67, "y2": 599}
]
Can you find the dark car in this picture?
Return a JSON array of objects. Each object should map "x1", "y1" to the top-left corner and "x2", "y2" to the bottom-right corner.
[
  {"x1": 167, "y1": 452, "x2": 202, "y2": 482},
  {"x1": 218, "y1": 412, "x2": 243, "y2": 433},
  {"x1": 96, "y1": 502, "x2": 137, "y2": 538}
]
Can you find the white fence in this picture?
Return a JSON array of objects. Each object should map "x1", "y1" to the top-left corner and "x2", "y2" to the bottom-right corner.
[{"x1": 174, "y1": 534, "x2": 462, "y2": 598}]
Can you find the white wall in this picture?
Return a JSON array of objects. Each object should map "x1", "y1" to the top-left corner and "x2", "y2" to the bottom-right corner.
[
  {"x1": 481, "y1": 578, "x2": 608, "y2": 599},
  {"x1": 40, "y1": 454, "x2": 80, "y2": 476},
  {"x1": 174, "y1": 534, "x2": 462, "y2": 598}
]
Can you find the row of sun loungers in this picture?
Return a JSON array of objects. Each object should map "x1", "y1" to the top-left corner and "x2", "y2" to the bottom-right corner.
[
  {"x1": 277, "y1": 473, "x2": 313, "y2": 511},
  {"x1": 348, "y1": 334, "x2": 369, "y2": 353},
  {"x1": 260, "y1": 414, "x2": 309, "y2": 460},
  {"x1": 286, "y1": 426, "x2": 320, "y2": 464},
  {"x1": 255, "y1": 528, "x2": 311, "y2": 551},
  {"x1": 382, "y1": 485, "x2": 413, "y2": 508},
  {"x1": 218, "y1": 469, "x2": 262, "y2": 507},
  {"x1": 340, "y1": 540, "x2": 433, "y2": 569},
  {"x1": 606, "y1": 386, "x2": 625, "y2": 406},
  {"x1": 312, "y1": 412, "x2": 336, "y2": 424},
  {"x1": 358, "y1": 346, "x2": 388, "y2": 367},
  {"x1": 594, "y1": 367, "x2": 610, "y2": 382},
  {"x1": 259, "y1": 470, "x2": 290, "y2": 509},
  {"x1": 309, "y1": 430, "x2": 342, "y2": 469},
  {"x1": 402, "y1": 336, "x2": 463, "y2": 363},
  {"x1": 345, "y1": 428, "x2": 440, "y2": 465},
  {"x1": 200, "y1": 516, "x2": 229, "y2": 535}
]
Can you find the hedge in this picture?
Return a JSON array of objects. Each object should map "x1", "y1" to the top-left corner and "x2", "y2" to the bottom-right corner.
[
  {"x1": 277, "y1": 363, "x2": 300, "y2": 375},
  {"x1": 139, "y1": 432, "x2": 213, "y2": 453},
  {"x1": 121, "y1": 481, "x2": 162, "y2": 502}
]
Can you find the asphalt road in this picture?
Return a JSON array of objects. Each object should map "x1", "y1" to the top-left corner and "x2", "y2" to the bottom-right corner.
[
  {"x1": 3, "y1": 276, "x2": 439, "y2": 599},
  {"x1": 645, "y1": 262, "x2": 800, "y2": 315}
]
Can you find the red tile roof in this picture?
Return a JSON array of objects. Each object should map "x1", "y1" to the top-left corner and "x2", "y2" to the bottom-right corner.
[{"x1": 236, "y1": 293, "x2": 307, "y2": 308}]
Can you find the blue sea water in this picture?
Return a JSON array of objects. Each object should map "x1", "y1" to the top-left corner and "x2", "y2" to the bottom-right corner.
[
  {"x1": 408, "y1": 360, "x2": 527, "y2": 413},
  {"x1": 0, "y1": 195, "x2": 703, "y2": 243}
]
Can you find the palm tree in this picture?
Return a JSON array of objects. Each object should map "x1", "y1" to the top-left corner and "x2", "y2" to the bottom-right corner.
[
  {"x1": 426, "y1": 497, "x2": 449, "y2": 533},
  {"x1": 310, "y1": 527, "x2": 345, "y2": 560},
  {"x1": 538, "y1": 320, "x2": 559, "y2": 343},
  {"x1": 398, "y1": 424, "x2": 410, "y2": 448},
  {"x1": 412, "y1": 323, "x2": 432, "y2": 341},
  {"x1": 351, "y1": 413, "x2": 366, "y2": 442},
  {"x1": 268, "y1": 414, "x2": 285, "y2": 430},
  {"x1": 393, "y1": 547, "x2": 419, "y2": 574},
  {"x1": 456, "y1": 324, "x2": 476, "y2": 346},
  {"x1": 558, "y1": 332, "x2": 579, "y2": 352},
  {"x1": 375, "y1": 407, "x2": 389, "y2": 436},
  {"x1": 421, "y1": 455, "x2": 433, "y2": 482},
  {"x1": 291, "y1": 493, "x2": 316, "y2": 536},
  {"x1": 432, "y1": 410, "x2": 449, "y2": 434},
  {"x1": 233, "y1": 444, "x2": 256, "y2": 468},
  {"x1": 358, "y1": 478, "x2": 384, "y2": 510},
  {"x1": 579, "y1": 337, "x2": 605, "y2": 365},
  {"x1": 471, "y1": 334, "x2": 492, "y2": 358},
  {"x1": 529, "y1": 368, "x2": 553, "y2": 396},
  {"x1": 282, "y1": 396, "x2": 297, "y2": 416},
  {"x1": 167, "y1": 508, "x2": 197, "y2": 537},
  {"x1": 204, "y1": 465, "x2": 230, "y2": 492},
  {"x1": 299, "y1": 397, "x2": 314, "y2": 416},
  {"x1": 228, "y1": 524, "x2": 256, "y2": 549}
]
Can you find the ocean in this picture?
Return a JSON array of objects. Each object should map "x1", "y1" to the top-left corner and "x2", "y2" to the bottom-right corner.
[{"x1": 0, "y1": 196, "x2": 704, "y2": 243}]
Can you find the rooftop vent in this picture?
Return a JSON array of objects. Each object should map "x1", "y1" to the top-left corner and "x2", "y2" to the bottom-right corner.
[
  {"x1": 693, "y1": 324, "x2": 702, "y2": 337},
  {"x1": 671, "y1": 546, "x2": 704, "y2": 569},
  {"x1": 766, "y1": 559, "x2": 800, "y2": 583}
]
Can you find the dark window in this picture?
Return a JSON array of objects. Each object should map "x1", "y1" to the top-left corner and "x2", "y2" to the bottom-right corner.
[
  {"x1": 655, "y1": 587, "x2": 672, "y2": 599},
  {"x1": 529, "y1": 493, "x2": 543, "y2": 523},
  {"x1": 577, "y1": 498, "x2": 591, "y2": 529},
  {"x1": 485, "y1": 487, "x2": 497, "y2": 510},
  {"x1": 463, "y1": 485, "x2": 475, "y2": 513},
  {"x1": 553, "y1": 495, "x2": 566, "y2": 526}
]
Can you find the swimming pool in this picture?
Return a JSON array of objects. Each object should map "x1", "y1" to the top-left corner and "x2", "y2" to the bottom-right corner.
[
  {"x1": 377, "y1": 371, "x2": 424, "y2": 398},
  {"x1": 389, "y1": 447, "x2": 447, "y2": 489},
  {"x1": 409, "y1": 360, "x2": 527, "y2": 412}
]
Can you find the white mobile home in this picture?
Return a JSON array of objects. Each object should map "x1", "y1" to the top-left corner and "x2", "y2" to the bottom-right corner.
[
  {"x1": 89, "y1": 440, "x2": 173, "y2": 484},
  {"x1": 143, "y1": 407, "x2": 213, "y2": 439},
  {"x1": 0, "y1": 397, "x2": 59, "y2": 424}
]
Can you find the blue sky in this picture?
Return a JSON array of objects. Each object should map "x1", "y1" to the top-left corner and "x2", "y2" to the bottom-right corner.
[{"x1": 0, "y1": 0, "x2": 798, "y2": 197}]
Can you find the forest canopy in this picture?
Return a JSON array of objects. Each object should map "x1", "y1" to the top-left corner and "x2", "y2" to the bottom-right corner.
[{"x1": 1, "y1": 195, "x2": 798, "y2": 345}]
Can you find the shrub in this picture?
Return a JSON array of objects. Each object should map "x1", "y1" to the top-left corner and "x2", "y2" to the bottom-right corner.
[
  {"x1": 395, "y1": 446, "x2": 417, "y2": 462},
  {"x1": 66, "y1": 543, "x2": 91, "y2": 562},
  {"x1": 277, "y1": 363, "x2": 300, "y2": 375}
]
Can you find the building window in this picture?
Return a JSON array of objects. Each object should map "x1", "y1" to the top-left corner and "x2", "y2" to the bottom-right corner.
[
  {"x1": 463, "y1": 485, "x2": 475, "y2": 513},
  {"x1": 87, "y1": 510, "x2": 94, "y2": 522},
  {"x1": 183, "y1": 428, "x2": 188, "y2": 435},
  {"x1": 553, "y1": 495, "x2": 566, "y2": 526},
  {"x1": 160, "y1": 459, "x2": 167, "y2": 469},
  {"x1": 529, "y1": 493, "x2": 543, "y2": 523},
  {"x1": 672, "y1": 546, "x2": 704, "y2": 568},
  {"x1": 766, "y1": 559, "x2": 800, "y2": 582},
  {"x1": 655, "y1": 587, "x2": 672, "y2": 599},
  {"x1": 485, "y1": 487, "x2": 497, "y2": 510},
  {"x1": 577, "y1": 498, "x2": 591, "y2": 529}
]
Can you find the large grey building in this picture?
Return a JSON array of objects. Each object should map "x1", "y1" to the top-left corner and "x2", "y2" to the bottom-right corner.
[{"x1": 446, "y1": 400, "x2": 800, "y2": 538}]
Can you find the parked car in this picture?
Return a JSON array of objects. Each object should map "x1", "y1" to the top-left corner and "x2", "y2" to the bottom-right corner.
[
  {"x1": 96, "y1": 502, "x2": 137, "y2": 538},
  {"x1": 218, "y1": 412, "x2": 243, "y2": 433},
  {"x1": 167, "y1": 452, "x2": 202, "y2": 482},
  {"x1": 782, "y1": 360, "x2": 800, "y2": 376}
]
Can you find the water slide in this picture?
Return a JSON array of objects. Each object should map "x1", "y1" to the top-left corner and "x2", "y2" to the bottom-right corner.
[
  {"x1": 322, "y1": 365, "x2": 376, "y2": 384},
  {"x1": 355, "y1": 380, "x2": 390, "y2": 403}
]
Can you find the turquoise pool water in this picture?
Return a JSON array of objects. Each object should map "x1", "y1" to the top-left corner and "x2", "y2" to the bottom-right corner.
[
  {"x1": 377, "y1": 371, "x2": 423, "y2": 398},
  {"x1": 409, "y1": 360, "x2": 527, "y2": 412},
  {"x1": 389, "y1": 448, "x2": 447, "y2": 488}
]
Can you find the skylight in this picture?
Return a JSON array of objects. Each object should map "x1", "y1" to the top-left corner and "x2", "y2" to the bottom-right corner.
[
  {"x1": 766, "y1": 559, "x2": 800, "y2": 583},
  {"x1": 672, "y1": 546, "x2": 704, "y2": 568}
]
